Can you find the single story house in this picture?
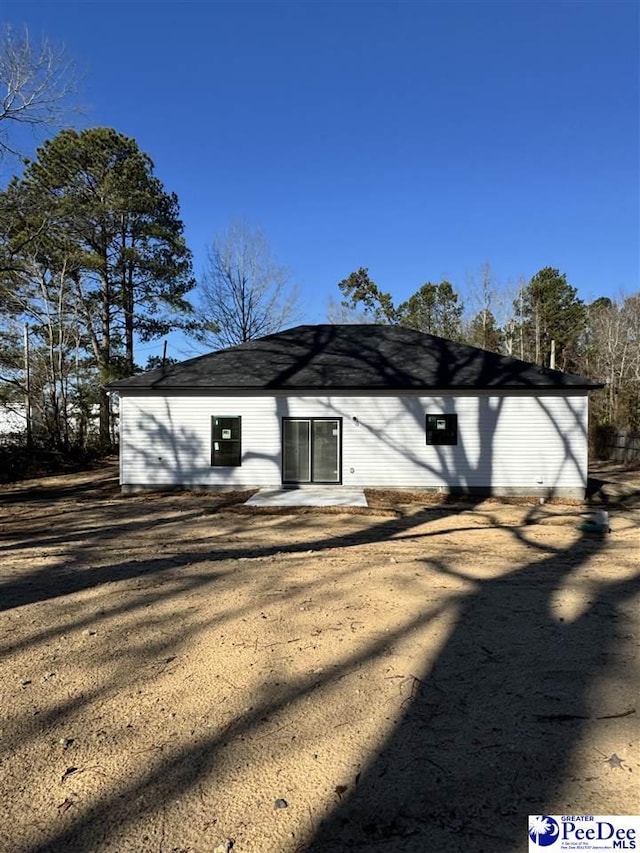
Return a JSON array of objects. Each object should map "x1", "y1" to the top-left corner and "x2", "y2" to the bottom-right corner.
[{"x1": 108, "y1": 324, "x2": 602, "y2": 498}]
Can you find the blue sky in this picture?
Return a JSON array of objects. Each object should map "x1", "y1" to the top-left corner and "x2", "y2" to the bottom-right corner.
[{"x1": 3, "y1": 0, "x2": 639, "y2": 360}]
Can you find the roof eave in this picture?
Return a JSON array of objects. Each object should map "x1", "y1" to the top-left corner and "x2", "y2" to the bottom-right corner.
[{"x1": 111, "y1": 381, "x2": 604, "y2": 392}]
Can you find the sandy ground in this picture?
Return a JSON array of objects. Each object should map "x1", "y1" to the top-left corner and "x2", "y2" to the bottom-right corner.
[{"x1": 0, "y1": 462, "x2": 638, "y2": 853}]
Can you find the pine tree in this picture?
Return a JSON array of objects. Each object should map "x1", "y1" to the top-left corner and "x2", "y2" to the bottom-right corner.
[
  {"x1": 397, "y1": 280, "x2": 463, "y2": 339},
  {"x1": 1, "y1": 128, "x2": 195, "y2": 446},
  {"x1": 515, "y1": 267, "x2": 585, "y2": 371}
]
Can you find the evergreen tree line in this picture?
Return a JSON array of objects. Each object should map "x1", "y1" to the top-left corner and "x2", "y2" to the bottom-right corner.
[
  {"x1": 0, "y1": 128, "x2": 196, "y2": 452},
  {"x1": 336, "y1": 267, "x2": 640, "y2": 434}
]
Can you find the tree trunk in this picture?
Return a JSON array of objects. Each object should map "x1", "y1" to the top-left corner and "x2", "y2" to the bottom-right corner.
[
  {"x1": 124, "y1": 274, "x2": 135, "y2": 375},
  {"x1": 23, "y1": 323, "x2": 32, "y2": 448},
  {"x1": 99, "y1": 383, "x2": 110, "y2": 447},
  {"x1": 99, "y1": 265, "x2": 112, "y2": 448},
  {"x1": 122, "y1": 217, "x2": 136, "y2": 376}
]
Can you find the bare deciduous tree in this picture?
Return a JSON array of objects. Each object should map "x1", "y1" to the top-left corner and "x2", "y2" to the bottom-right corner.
[
  {"x1": 587, "y1": 293, "x2": 640, "y2": 428},
  {"x1": 326, "y1": 294, "x2": 370, "y2": 324},
  {"x1": 197, "y1": 221, "x2": 299, "y2": 348},
  {"x1": 0, "y1": 24, "x2": 79, "y2": 158}
]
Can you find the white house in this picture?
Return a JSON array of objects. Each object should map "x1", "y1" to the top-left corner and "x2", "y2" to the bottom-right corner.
[{"x1": 109, "y1": 324, "x2": 602, "y2": 498}]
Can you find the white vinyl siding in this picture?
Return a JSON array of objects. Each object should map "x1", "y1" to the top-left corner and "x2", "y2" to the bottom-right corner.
[{"x1": 118, "y1": 390, "x2": 588, "y2": 494}]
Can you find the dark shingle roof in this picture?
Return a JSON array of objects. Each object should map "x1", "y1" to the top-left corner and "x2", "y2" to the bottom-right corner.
[{"x1": 109, "y1": 324, "x2": 602, "y2": 391}]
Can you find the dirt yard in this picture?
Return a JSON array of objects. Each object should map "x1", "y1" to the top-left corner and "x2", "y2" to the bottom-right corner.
[{"x1": 0, "y1": 463, "x2": 638, "y2": 853}]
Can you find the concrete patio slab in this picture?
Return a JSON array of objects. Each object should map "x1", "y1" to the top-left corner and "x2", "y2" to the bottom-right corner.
[{"x1": 245, "y1": 487, "x2": 368, "y2": 508}]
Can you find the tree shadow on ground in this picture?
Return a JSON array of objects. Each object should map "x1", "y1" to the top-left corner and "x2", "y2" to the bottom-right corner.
[
  {"x1": 0, "y1": 489, "x2": 466, "y2": 611},
  {"x1": 586, "y1": 471, "x2": 640, "y2": 509},
  {"x1": 0, "y1": 464, "x2": 120, "y2": 505},
  {"x1": 0, "y1": 481, "x2": 578, "y2": 612},
  {"x1": 7, "y1": 498, "x2": 635, "y2": 853},
  {"x1": 304, "y1": 530, "x2": 639, "y2": 851},
  {"x1": 3, "y1": 460, "x2": 638, "y2": 853}
]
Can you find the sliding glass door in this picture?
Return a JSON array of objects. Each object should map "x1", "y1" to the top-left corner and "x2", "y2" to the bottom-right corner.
[
  {"x1": 283, "y1": 419, "x2": 311, "y2": 483},
  {"x1": 282, "y1": 418, "x2": 341, "y2": 484}
]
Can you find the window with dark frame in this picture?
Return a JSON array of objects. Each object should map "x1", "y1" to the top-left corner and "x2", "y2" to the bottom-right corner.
[
  {"x1": 426, "y1": 413, "x2": 457, "y2": 446},
  {"x1": 211, "y1": 416, "x2": 242, "y2": 466}
]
